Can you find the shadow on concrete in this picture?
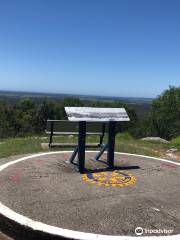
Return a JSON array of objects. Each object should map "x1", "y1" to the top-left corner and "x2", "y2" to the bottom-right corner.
[
  {"x1": 0, "y1": 214, "x2": 68, "y2": 240},
  {"x1": 86, "y1": 165, "x2": 140, "y2": 173}
]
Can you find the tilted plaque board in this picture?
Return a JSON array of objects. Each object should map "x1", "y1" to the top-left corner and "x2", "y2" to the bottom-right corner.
[{"x1": 65, "y1": 107, "x2": 130, "y2": 122}]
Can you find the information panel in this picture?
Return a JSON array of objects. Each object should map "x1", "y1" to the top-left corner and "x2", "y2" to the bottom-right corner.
[{"x1": 65, "y1": 107, "x2": 130, "y2": 122}]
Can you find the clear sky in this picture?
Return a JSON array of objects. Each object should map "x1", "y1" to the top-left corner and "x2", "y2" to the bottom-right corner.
[{"x1": 0, "y1": 0, "x2": 179, "y2": 98}]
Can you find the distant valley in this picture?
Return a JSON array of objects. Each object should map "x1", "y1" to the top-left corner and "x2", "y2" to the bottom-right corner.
[{"x1": 0, "y1": 90, "x2": 153, "y2": 118}]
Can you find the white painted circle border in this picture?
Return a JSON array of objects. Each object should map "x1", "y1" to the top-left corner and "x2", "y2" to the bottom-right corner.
[{"x1": 0, "y1": 151, "x2": 180, "y2": 240}]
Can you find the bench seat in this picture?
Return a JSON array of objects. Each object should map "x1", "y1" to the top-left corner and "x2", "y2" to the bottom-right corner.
[{"x1": 45, "y1": 120, "x2": 107, "y2": 148}]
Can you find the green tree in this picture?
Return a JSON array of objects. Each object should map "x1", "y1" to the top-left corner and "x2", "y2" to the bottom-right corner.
[
  {"x1": 147, "y1": 86, "x2": 180, "y2": 139},
  {"x1": 33, "y1": 99, "x2": 64, "y2": 132},
  {"x1": 63, "y1": 97, "x2": 84, "y2": 107},
  {"x1": 15, "y1": 98, "x2": 36, "y2": 135}
]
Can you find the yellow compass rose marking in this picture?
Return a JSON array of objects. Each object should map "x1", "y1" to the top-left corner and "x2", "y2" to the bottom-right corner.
[{"x1": 82, "y1": 170, "x2": 137, "y2": 187}]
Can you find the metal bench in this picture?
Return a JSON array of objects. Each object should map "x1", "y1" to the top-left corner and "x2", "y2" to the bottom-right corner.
[{"x1": 45, "y1": 120, "x2": 106, "y2": 148}]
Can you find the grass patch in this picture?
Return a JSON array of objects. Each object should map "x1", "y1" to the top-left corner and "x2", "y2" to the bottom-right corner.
[
  {"x1": 115, "y1": 142, "x2": 159, "y2": 157},
  {"x1": 116, "y1": 132, "x2": 134, "y2": 141},
  {"x1": 0, "y1": 137, "x2": 42, "y2": 158},
  {"x1": 0, "y1": 134, "x2": 179, "y2": 160},
  {"x1": 170, "y1": 136, "x2": 180, "y2": 149}
]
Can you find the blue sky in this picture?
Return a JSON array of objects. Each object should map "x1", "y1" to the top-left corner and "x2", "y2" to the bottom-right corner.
[{"x1": 0, "y1": 0, "x2": 179, "y2": 98}]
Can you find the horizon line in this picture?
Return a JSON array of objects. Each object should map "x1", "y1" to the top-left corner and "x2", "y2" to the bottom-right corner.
[{"x1": 0, "y1": 89, "x2": 155, "y2": 100}]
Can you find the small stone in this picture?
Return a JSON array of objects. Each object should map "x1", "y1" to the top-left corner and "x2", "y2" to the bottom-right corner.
[
  {"x1": 41, "y1": 143, "x2": 49, "y2": 150},
  {"x1": 166, "y1": 148, "x2": 178, "y2": 153},
  {"x1": 141, "y1": 137, "x2": 169, "y2": 143},
  {"x1": 68, "y1": 135, "x2": 74, "y2": 138}
]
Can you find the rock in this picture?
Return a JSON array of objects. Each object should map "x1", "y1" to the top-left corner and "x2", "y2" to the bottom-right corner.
[
  {"x1": 41, "y1": 143, "x2": 49, "y2": 150},
  {"x1": 141, "y1": 137, "x2": 169, "y2": 143},
  {"x1": 68, "y1": 135, "x2": 74, "y2": 138},
  {"x1": 166, "y1": 148, "x2": 178, "y2": 153}
]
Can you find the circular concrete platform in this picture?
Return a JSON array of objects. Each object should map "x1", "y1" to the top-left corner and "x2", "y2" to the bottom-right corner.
[{"x1": 0, "y1": 151, "x2": 180, "y2": 240}]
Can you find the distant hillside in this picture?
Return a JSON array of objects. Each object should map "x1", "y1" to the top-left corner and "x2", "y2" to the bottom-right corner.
[
  {"x1": 0, "y1": 90, "x2": 153, "y2": 118},
  {"x1": 0, "y1": 90, "x2": 153, "y2": 103}
]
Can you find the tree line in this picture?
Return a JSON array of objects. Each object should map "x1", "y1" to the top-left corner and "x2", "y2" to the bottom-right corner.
[{"x1": 0, "y1": 86, "x2": 179, "y2": 140}]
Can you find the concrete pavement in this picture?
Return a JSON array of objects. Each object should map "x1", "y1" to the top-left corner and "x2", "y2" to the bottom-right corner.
[{"x1": 0, "y1": 151, "x2": 179, "y2": 239}]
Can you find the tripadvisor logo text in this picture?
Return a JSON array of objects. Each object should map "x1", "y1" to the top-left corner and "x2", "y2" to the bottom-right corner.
[{"x1": 135, "y1": 227, "x2": 174, "y2": 236}]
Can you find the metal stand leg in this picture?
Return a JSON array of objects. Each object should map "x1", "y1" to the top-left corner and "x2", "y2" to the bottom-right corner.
[
  {"x1": 78, "y1": 121, "x2": 86, "y2": 173},
  {"x1": 107, "y1": 121, "x2": 116, "y2": 168},
  {"x1": 94, "y1": 143, "x2": 108, "y2": 161},
  {"x1": 99, "y1": 123, "x2": 106, "y2": 145},
  {"x1": 49, "y1": 121, "x2": 54, "y2": 147},
  {"x1": 67, "y1": 146, "x2": 78, "y2": 164}
]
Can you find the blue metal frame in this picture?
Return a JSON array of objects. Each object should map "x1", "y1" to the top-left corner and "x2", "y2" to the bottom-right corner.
[{"x1": 68, "y1": 121, "x2": 116, "y2": 173}]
